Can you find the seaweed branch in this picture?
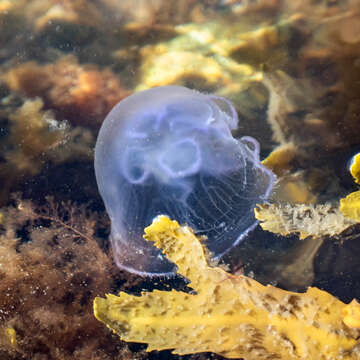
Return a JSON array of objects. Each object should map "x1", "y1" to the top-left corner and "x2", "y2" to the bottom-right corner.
[
  {"x1": 0, "y1": 195, "x2": 124, "y2": 359},
  {"x1": 13, "y1": 195, "x2": 98, "y2": 245}
]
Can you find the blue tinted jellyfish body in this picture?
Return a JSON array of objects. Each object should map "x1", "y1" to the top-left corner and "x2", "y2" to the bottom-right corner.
[{"x1": 95, "y1": 86, "x2": 275, "y2": 276}]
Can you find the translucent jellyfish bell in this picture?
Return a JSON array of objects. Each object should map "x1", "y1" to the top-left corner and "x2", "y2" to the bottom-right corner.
[{"x1": 94, "y1": 86, "x2": 275, "y2": 276}]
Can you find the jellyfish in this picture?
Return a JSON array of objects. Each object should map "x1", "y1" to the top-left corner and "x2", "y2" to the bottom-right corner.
[{"x1": 95, "y1": 85, "x2": 275, "y2": 276}]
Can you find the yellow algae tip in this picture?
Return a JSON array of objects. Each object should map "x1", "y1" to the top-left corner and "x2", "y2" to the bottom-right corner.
[
  {"x1": 4, "y1": 327, "x2": 17, "y2": 347},
  {"x1": 94, "y1": 215, "x2": 360, "y2": 360},
  {"x1": 339, "y1": 153, "x2": 360, "y2": 222},
  {"x1": 343, "y1": 300, "x2": 360, "y2": 329},
  {"x1": 0, "y1": 0, "x2": 13, "y2": 13},
  {"x1": 340, "y1": 190, "x2": 360, "y2": 222},
  {"x1": 349, "y1": 153, "x2": 360, "y2": 185}
]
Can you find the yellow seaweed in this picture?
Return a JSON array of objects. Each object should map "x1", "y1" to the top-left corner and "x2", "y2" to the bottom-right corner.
[
  {"x1": 340, "y1": 191, "x2": 360, "y2": 222},
  {"x1": 255, "y1": 203, "x2": 355, "y2": 238},
  {"x1": 261, "y1": 143, "x2": 297, "y2": 177},
  {"x1": 4, "y1": 327, "x2": 17, "y2": 347},
  {"x1": 339, "y1": 153, "x2": 360, "y2": 222},
  {"x1": 349, "y1": 153, "x2": 360, "y2": 185},
  {"x1": 94, "y1": 215, "x2": 360, "y2": 360},
  {"x1": 343, "y1": 300, "x2": 360, "y2": 329},
  {"x1": 0, "y1": 0, "x2": 12, "y2": 13}
]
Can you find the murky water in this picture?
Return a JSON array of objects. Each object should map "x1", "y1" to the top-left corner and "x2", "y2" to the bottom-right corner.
[{"x1": 1, "y1": 1, "x2": 360, "y2": 359}]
